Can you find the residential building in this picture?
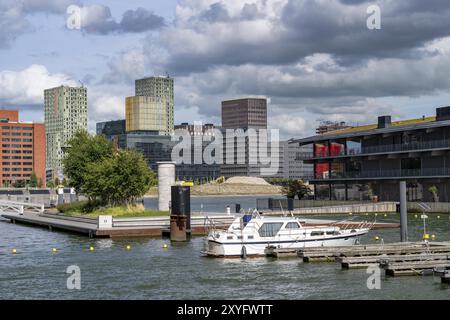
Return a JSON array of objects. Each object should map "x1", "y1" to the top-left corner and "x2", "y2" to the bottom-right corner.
[
  {"x1": 44, "y1": 85, "x2": 87, "y2": 181},
  {"x1": 0, "y1": 110, "x2": 46, "y2": 187},
  {"x1": 292, "y1": 106, "x2": 450, "y2": 202},
  {"x1": 125, "y1": 96, "x2": 172, "y2": 134},
  {"x1": 130, "y1": 76, "x2": 174, "y2": 134}
]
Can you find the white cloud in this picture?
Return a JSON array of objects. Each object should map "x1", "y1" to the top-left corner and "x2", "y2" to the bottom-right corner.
[{"x1": 0, "y1": 64, "x2": 77, "y2": 105}]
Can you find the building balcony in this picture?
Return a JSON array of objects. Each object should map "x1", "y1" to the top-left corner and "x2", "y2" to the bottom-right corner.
[
  {"x1": 312, "y1": 167, "x2": 450, "y2": 181},
  {"x1": 297, "y1": 139, "x2": 450, "y2": 160}
]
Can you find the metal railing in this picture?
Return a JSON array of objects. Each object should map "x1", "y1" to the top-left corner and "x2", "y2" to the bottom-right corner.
[
  {"x1": 313, "y1": 167, "x2": 450, "y2": 180},
  {"x1": 297, "y1": 139, "x2": 450, "y2": 160}
]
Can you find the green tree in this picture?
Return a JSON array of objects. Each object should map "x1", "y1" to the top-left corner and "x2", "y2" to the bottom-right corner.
[
  {"x1": 282, "y1": 179, "x2": 312, "y2": 200},
  {"x1": 63, "y1": 130, "x2": 114, "y2": 193},
  {"x1": 29, "y1": 172, "x2": 38, "y2": 188},
  {"x1": 83, "y1": 150, "x2": 156, "y2": 205}
]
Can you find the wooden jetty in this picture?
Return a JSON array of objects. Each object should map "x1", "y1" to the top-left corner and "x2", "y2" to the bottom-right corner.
[{"x1": 266, "y1": 242, "x2": 450, "y2": 277}]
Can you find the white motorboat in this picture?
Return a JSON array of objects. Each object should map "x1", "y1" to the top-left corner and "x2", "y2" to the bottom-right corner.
[{"x1": 203, "y1": 211, "x2": 372, "y2": 258}]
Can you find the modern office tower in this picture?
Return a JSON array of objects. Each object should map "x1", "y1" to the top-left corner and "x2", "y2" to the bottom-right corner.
[
  {"x1": 131, "y1": 76, "x2": 174, "y2": 134},
  {"x1": 44, "y1": 85, "x2": 87, "y2": 181},
  {"x1": 294, "y1": 106, "x2": 450, "y2": 202},
  {"x1": 221, "y1": 98, "x2": 267, "y2": 129},
  {"x1": 220, "y1": 98, "x2": 271, "y2": 177},
  {"x1": 96, "y1": 119, "x2": 126, "y2": 149},
  {"x1": 125, "y1": 96, "x2": 171, "y2": 134},
  {"x1": 0, "y1": 110, "x2": 46, "y2": 187},
  {"x1": 269, "y1": 141, "x2": 314, "y2": 180}
]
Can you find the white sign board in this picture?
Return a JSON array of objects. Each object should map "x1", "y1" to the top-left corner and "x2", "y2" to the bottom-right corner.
[{"x1": 98, "y1": 215, "x2": 113, "y2": 229}]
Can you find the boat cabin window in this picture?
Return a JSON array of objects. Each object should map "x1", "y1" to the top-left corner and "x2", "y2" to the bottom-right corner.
[
  {"x1": 285, "y1": 222, "x2": 301, "y2": 229},
  {"x1": 258, "y1": 223, "x2": 283, "y2": 237},
  {"x1": 311, "y1": 231, "x2": 324, "y2": 236},
  {"x1": 227, "y1": 236, "x2": 233, "y2": 240},
  {"x1": 247, "y1": 235, "x2": 254, "y2": 240},
  {"x1": 326, "y1": 231, "x2": 340, "y2": 235}
]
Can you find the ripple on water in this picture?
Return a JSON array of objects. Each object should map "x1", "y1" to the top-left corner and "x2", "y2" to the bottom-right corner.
[{"x1": 1, "y1": 210, "x2": 450, "y2": 299}]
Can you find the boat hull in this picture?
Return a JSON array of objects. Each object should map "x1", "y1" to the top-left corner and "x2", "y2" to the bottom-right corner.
[{"x1": 205, "y1": 231, "x2": 367, "y2": 257}]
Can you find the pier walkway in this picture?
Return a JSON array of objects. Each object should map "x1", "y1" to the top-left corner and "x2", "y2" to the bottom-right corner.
[
  {"x1": 1, "y1": 210, "x2": 399, "y2": 238},
  {"x1": 0, "y1": 211, "x2": 235, "y2": 238}
]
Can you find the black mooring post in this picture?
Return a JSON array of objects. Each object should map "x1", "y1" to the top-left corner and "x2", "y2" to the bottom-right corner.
[{"x1": 399, "y1": 181, "x2": 408, "y2": 242}]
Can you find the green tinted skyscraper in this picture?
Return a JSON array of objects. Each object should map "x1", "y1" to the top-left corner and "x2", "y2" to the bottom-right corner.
[{"x1": 44, "y1": 85, "x2": 87, "y2": 180}]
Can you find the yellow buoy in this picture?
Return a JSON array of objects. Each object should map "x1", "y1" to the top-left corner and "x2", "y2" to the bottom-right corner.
[
  {"x1": 374, "y1": 213, "x2": 378, "y2": 217},
  {"x1": 431, "y1": 235, "x2": 436, "y2": 240},
  {"x1": 437, "y1": 216, "x2": 440, "y2": 219},
  {"x1": 348, "y1": 212, "x2": 353, "y2": 215},
  {"x1": 89, "y1": 246, "x2": 94, "y2": 252},
  {"x1": 374, "y1": 236, "x2": 380, "y2": 241},
  {"x1": 384, "y1": 214, "x2": 387, "y2": 217},
  {"x1": 52, "y1": 248, "x2": 58, "y2": 253},
  {"x1": 414, "y1": 214, "x2": 418, "y2": 218},
  {"x1": 163, "y1": 244, "x2": 168, "y2": 249},
  {"x1": 423, "y1": 234, "x2": 430, "y2": 240},
  {"x1": 12, "y1": 249, "x2": 17, "y2": 254},
  {"x1": 126, "y1": 245, "x2": 131, "y2": 250}
]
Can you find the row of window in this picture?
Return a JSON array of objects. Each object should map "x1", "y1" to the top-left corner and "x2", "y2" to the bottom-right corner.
[
  {"x1": 0, "y1": 126, "x2": 33, "y2": 131},
  {"x1": 2, "y1": 174, "x2": 32, "y2": 178},
  {"x1": 2, "y1": 162, "x2": 33, "y2": 166},
  {"x1": 2, "y1": 168, "x2": 33, "y2": 171},
  {"x1": 2, "y1": 156, "x2": 32, "y2": 160},
  {"x1": 1, "y1": 150, "x2": 33, "y2": 154},
  {"x1": 1, "y1": 132, "x2": 32, "y2": 136},
  {"x1": 2, "y1": 138, "x2": 32, "y2": 142},
  {"x1": 1, "y1": 144, "x2": 33, "y2": 148}
]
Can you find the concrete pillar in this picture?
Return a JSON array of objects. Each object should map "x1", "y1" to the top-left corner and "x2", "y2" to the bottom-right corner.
[
  {"x1": 157, "y1": 162, "x2": 176, "y2": 211},
  {"x1": 400, "y1": 181, "x2": 408, "y2": 242}
]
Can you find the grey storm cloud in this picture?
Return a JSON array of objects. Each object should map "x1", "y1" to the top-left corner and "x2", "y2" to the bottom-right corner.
[
  {"x1": 163, "y1": 0, "x2": 450, "y2": 74},
  {"x1": 81, "y1": 6, "x2": 166, "y2": 35}
]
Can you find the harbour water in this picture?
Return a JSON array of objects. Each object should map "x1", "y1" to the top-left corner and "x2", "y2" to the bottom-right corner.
[{"x1": 1, "y1": 196, "x2": 449, "y2": 299}]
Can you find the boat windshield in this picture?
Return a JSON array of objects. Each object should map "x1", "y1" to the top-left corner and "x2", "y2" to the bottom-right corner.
[{"x1": 258, "y1": 222, "x2": 283, "y2": 237}]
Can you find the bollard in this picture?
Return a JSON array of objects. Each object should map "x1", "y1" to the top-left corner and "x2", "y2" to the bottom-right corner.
[
  {"x1": 170, "y1": 185, "x2": 190, "y2": 242},
  {"x1": 235, "y1": 203, "x2": 241, "y2": 213}
]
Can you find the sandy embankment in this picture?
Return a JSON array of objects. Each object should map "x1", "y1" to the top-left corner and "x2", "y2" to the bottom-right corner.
[{"x1": 146, "y1": 176, "x2": 283, "y2": 197}]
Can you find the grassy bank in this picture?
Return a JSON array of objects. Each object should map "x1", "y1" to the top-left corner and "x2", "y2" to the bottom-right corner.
[{"x1": 57, "y1": 201, "x2": 169, "y2": 218}]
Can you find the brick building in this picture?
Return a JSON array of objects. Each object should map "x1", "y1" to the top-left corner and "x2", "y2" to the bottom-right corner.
[{"x1": 0, "y1": 110, "x2": 46, "y2": 187}]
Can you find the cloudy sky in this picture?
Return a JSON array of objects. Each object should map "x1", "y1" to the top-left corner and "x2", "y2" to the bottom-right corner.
[{"x1": 1, "y1": 0, "x2": 450, "y2": 139}]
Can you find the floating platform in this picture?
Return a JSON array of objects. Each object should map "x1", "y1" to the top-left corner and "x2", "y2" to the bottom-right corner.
[{"x1": 266, "y1": 242, "x2": 450, "y2": 277}]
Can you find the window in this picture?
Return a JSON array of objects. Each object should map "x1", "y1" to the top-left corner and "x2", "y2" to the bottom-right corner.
[
  {"x1": 285, "y1": 222, "x2": 301, "y2": 229},
  {"x1": 258, "y1": 223, "x2": 283, "y2": 237},
  {"x1": 311, "y1": 231, "x2": 324, "y2": 236}
]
